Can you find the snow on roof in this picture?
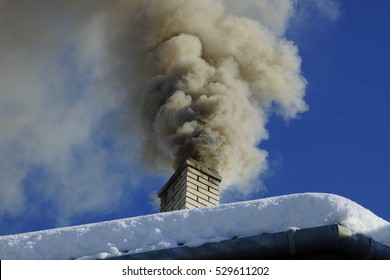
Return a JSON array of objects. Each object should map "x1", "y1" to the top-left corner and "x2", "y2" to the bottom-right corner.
[{"x1": 1, "y1": 193, "x2": 389, "y2": 260}]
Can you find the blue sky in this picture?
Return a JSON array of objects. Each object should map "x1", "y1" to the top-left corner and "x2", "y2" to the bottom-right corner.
[
  {"x1": 0, "y1": 1, "x2": 389, "y2": 236},
  {"x1": 263, "y1": 1, "x2": 390, "y2": 221}
]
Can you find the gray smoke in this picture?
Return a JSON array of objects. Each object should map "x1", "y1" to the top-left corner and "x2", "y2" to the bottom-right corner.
[
  {"x1": 0, "y1": 0, "x2": 338, "y2": 227},
  {"x1": 118, "y1": 0, "x2": 308, "y2": 189}
]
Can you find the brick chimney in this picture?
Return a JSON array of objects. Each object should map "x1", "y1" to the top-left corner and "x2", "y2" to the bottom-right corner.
[{"x1": 158, "y1": 158, "x2": 221, "y2": 212}]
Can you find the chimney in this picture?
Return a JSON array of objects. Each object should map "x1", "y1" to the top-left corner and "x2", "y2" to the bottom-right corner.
[{"x1": 158, "y1": 158, "x2": 222, "y2": 212}]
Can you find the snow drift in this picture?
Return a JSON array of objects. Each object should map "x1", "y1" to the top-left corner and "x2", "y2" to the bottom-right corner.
[{"x1": 0, "y1": 193, "x2": 389, "y2": 260}]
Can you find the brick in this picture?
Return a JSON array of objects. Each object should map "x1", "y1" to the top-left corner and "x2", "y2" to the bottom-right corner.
[
  {"x1": 179, "y1": 200, "x2": 186, "y2": 209},
  {"x1": 187, "y1": 169, "x2": 198, "y2": 180},
  {"x1": 186, "y1": 197, "x2": 205, "y2": 208},
  {"x1": 208, "y1": 186, "x2": 219, "y2": 196},
  {"x1": 186, "y1": 181, "x2": 198, "y2": 192},
  {"x1": 186, "y1": 203, "x2": 197, "y2": 210},
  {"x1": 187, "y1": 188, "x2": 209, "y2": 201},
  {"x1": 208, "y1": 184, "x2": 219, "y2": 191},
  {"x1": 167, "y1": 187, "x2": 174, "y2": 195},
  {"x1": 185, "y1": 191, "x2": 198, "y2": 201},
  {"x1": 179, "y1": 181, "x2": 188, "y2": 191},
  {"x1": 197, "y1": 196, "x2": 213, "y2": 207},
  {"x1": 187, "y1": 179, "x2": 219, "y2": 204},
  {"x1": 198, "y1": 176, "x2": 215, "y2": 188},
  {"x1": 187, "y1": 167, "x2": 209, "y2": 181},
  {"x1": 173, "y1": 191, "x2": 185, "y2": 202},
  {"x1": 180, "y1": 167, "x2": 188, "y2": 179},
  {"x1": 163, "y1": 192, "x2": 174, "y2": 202},
  {"x1": 208, "y1": 196, "x2": 219, "y2": 204},
  {"x1": 171, "y1": 196, "x2": 186, "y2": 210},
  {"x1": 172, "y1": 183, "x2": 185, "y2": 196},
  {"x1": 174, "y1": 176, "x2": 186, "y2": 189},
  {"x1": 178, "y1": 186, "x2": 187, "y2": 198},
  {"x1": 187, "y1": 177, "x2": 209, "y2": 192},
  {"x1": 162, "y1": 180, "x2": 186, "y2": 201},
  {"x1": 163, "y1": 190, "x2": 172, "y2": 199},
  {"x1": 197, "y1": 187, "x2": 219, "y2": 201},
  {"x1": 185, "y1": 158, "x2": 198, "y2": 168},
  {"x1": 193, "y1": 167, "x2": 220, "y2": 183},
  {"x1": 208, "y1": 177, "x2": 221, "y2": 185},
  {"x1": 194, "y1": 162, "x2": 220, "y2": 179}
]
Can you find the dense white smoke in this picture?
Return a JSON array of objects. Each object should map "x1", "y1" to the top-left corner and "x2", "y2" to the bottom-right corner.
[
  {"x1": 120, "y1": 0, "x2": 307, "y2": 188},
  {"x1": 0, "y1": 0, "x2": 341, "y2": 230}
]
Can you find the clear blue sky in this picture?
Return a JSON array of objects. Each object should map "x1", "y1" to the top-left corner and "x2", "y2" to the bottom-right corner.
[{"x1": 0, "y1": 1, "x2": 389, "y2": 236}]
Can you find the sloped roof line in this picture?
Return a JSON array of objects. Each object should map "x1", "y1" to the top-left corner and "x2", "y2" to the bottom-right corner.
[{"x1": 107, "y1": 224, "x2": 390, "y2": 260}]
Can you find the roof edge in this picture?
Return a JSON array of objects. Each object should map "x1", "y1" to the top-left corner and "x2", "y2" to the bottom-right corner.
[{"x1": 106, "y1": 224, "x2": 390, "y2": 260}]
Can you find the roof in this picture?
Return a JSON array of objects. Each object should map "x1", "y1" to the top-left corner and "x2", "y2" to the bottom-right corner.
[
  {"x1": 0, "y1": 193, "x2": 389, "y2": 259},
  {"x1": 108, "y1": 224, "x2": 390, "y2": 260}
]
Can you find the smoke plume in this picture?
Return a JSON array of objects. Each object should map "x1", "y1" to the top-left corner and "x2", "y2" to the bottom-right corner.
[
  {"x1": 118, "y1": 0, "x2": 308, "y2": 189},
  {"x1": 0, "y1": 0, "x2": 338, "y2": 231}
]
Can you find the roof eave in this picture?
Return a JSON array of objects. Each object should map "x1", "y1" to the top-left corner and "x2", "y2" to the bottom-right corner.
[{"x1": 106, "y1": 224, "x2": 390, "y2": 260}]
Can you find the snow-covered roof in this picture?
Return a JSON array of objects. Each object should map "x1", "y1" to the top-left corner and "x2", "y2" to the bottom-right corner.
[{"x1": 1, "y1": 193, "x2": 389, "y2": 260}]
